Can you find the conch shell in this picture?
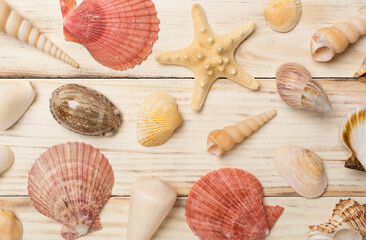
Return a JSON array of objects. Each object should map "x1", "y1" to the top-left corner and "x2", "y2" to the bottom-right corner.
[
  {"x1": 207, "y1": 109, "x2": 277, "y2": 156},
  {"x1": 0, "y1": 210, "x2": 23, "y2": 240},
  {"x1": 274, "y1": 145, "x2": 328, "y2": 198},
  {"x1": 127, "y1": 177, "x2": 177, "y2": 240},
  {"x1": 307, "y1": 199, "x2": 366, "y2": 239},
  {"x1": 276, "y1": 62, "x2": 332, "y2": 112},
  {"x1": 355, "y1": 57, "x2": 366, "y2": 81},
  {"x1": 340, "y1": 105, "x2": 366, "y2": 171},
  {"x1": 0, "y1": 144, "x2": 14, "y2": 175},
  {"x1": 0, "y1": 81, "x2": 36, "y2": 130},
  {"x1": 311, "y1": 16, "x2": 366, "y2": 62},
  {"x1": 0, "y1": 0, "x2": 78, "y2": 67},
  {"x1": 264, "y1": 0, "x2": 302, "y2": 33},
  {"x1": 50, "y1": 84, "x2": 122, "y2": 136},
  {"x1": 137, "y1": 92, "x2": 182, "y2": 147}
]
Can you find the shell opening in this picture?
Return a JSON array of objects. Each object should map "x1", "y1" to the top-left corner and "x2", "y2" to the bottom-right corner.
[
  {"x1": 206, "y1": 138, "x2": 224, "y2": 157},
  {"x1": 313, "y1": 46, "x2": 334, "y2": 62}
]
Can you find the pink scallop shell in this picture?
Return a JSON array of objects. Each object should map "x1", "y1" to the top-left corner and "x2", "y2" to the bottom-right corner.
[
  {"x1": 185, "y1": 168, "x2": 283, "y2": 240},
  {"x1": 27, "y1": 142, "x2": 114, "y2": 240},
  {"x1": 60, "y1": 0, "x2": 160, "y2": 70}
]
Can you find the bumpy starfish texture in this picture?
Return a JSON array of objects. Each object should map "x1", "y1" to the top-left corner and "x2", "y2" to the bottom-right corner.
[{"x1": 156, "y1": 4, "x2": 259, "y2": 111}]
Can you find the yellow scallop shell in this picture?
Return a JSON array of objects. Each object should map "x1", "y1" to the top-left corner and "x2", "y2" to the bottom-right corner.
[
  {"x1": 0, "y1": 210, "x2": 23, "y2": 240},
  {"x1": 137, "y1": 92, "x2": 182, "y2": 147},
  {"x1": 264, "y1": 0, "x2": 302, "y2": 33}
]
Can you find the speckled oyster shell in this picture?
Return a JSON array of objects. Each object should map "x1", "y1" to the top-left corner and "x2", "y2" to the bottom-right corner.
[
  {"x1": 49, "y1": 84, "x2": 122, "y2": 136},
  {"x1": 27, "y1": 142, "x2": 114, "y2": 240}
]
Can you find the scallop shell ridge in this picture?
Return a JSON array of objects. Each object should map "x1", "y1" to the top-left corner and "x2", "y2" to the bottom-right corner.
[
  {"x1": 27, "y1": 142, "x2": 115, "y2": 240},
  {"x1": 137, "y1": 92, "x2": 182, "y2": 146},
  {"x1": 264, "y1": 0, "x2": 302, "y2": 32},
  {"x1": 0, "y1": 210, "x2": 23, "y2": 240}
]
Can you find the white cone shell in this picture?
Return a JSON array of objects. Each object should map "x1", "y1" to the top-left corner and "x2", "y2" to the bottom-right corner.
[
  {"x1": 127, "y1": 177, "x2": 177, "y2": 240},
  {"x1": 0, "y1": 145, "x2": 13, "y2": 175},
  {"x1": 0, "y1": 81, "x2": 35, "y2": 130}
]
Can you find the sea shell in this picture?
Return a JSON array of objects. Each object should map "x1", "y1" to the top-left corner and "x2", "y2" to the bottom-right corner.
[
  {"x1": 50, "y1": 84, "x2": 122, "y2": 136},
  {"x1": 0, "y1": 0, "x2": 78, "y2": 67},
  {"x1": 276, "y1": 62, "x2": 332, "y2": 112},
  {"x1": 264, "y1": 0, "x2": 302, "y2": 33},
  {"x1": 60, "y1": 0, "x2": 160, "y2": 70},
  {"x1": 355, "y1": 57, "x2": 366, "y2": 81},
  {"x1": 0, "y1": 81, "x2": 36, "y2": 130},
  {"x1": 0, "y1": 210, "x2": 23, "y2": 240},
  {"x1": 307, "y1": 199, "x2": 366, "y2": 238},
  {"x1": 207, "y1": 109, "x2": 277, "y2": 156},
  {"x1": 0, "y1": 144, "x2": 14, "y2": 175},
  {"x1": 311, "y1": 16, "x2": 366, "y2": 62},
  {"x1": 274, "y1": 145, "x2": 328, "y2": 198},
  {"x1": 340, "y1": 105, "x2": 366, "y2": 171},
  {"x1": 27, "y1": 142, "x2": 114, "y2": 240},
  {"x1": 137, "y1": 92, "x2": 182, "y2": 147},
  {"x1": 185, "y1": 168, "x2": 284, "y2": 240},
  {"x1": 308, "y1": 228, "x2": 362, "y2": 240},
  {"x1": 127, "y1": 177, "x2": 177, "y2": 240}
]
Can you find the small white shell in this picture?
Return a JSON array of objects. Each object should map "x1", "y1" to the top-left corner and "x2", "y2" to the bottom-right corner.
[
  {"x1": 307, "y1": 228, "x2": 362, "y2": 240},
  {"x1": 0, "y1": 81, "x2": 35, "y2": 130},
  {"x1": 274, "y1": 145, "x2": 328, "y2": 198},
  {"x1": 0, "y1": 145, "x2": 14, "y2": 175}
]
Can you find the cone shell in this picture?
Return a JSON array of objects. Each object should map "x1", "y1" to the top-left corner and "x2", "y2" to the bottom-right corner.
[
  {"x1": 0, "y1": 144, "x2": 14, "y2": 175},
  {"x1": 264, "y1": 0, "x2": 302, "y2": 33},
  {"x1": 50, "y1": 84, "x2": 122, "y2": 136},
  {"x1": 127, "y1": 177, "x2": 177, "y2": 240},
  {"x1": 137, "y1": 92, "x2": 182, "y2": 147},
  {"x1": 27, "y1": 142, "x2": 114, "y2": 240},
  {"x1": 307, "y1": 199, "x2": 366, "y2": 238},
  {"x1": 276, "y1": 62, "x2": 332, "y2": 112},
  {"x1": 0, "y1": 210, "x2": 23, "y2": 240},
  {"x1": 185, "y1": 168, "x2": 284, "y2": 240},
  {"x1": 274, "y1": 145, "x2": 328, "y2": 198},
  {"x1": 340, "y1": 106, "x2": 366, "y2": 171},
  {"x1": 60, "y1": 0, "x2": 160, "y2": 70},
  {"x1": 0, "y1": 81, "x2": 36, "y2": 130}
]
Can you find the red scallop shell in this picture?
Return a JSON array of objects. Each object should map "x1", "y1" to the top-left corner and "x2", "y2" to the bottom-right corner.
[
  {"x1": 27, "y1": 142, "x2": 114, "y2": 240},
  {"x1": 60, "y1": 0, "x2": 160, "y2": 70},
  {"x1": 185, "y1": 168, "x2": 283, "y2": 240}
]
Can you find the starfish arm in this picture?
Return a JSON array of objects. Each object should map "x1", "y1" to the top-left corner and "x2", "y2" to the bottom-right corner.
[
  {"x1": 191, "y1": 72, "x2": 216, "y2": 111},
  {"x1": 191, "y1": 4, "x2": 213, "y2": 38},
  {"x1": 155, "y1": 48, "x2": 195, "y2": 68},
  {"x1": 225, "y1": 62, "x2": 259, "y2": 90},
  {"x1": 223, "y1": 22, "x2": 255, "y2": 49}
]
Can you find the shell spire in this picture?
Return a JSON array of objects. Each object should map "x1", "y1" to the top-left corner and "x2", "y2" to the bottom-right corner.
[
  {"x1": 355, "y1": 57, "x2": 366, "y2": 81},
  {"x1": 207, "y1": 109, "x2": 277, "y2": 156},
  {"x1": 311, "y1": 16, "x2": 366, "y2": 62},
  {"x1": 0, "y1": 0, "x2": 79, "y2": 68}
]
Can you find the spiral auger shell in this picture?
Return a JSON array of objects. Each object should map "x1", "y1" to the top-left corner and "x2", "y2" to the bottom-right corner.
[{"x1": 0, "y1": 0, "x2": 79, "y2": 68}]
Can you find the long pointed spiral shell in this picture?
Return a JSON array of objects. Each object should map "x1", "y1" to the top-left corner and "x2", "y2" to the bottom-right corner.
[
  {"x1": 207, "y1": 109, "x2": 277, "y2": 156},
  {"x1": 0, "y1": 0, "x2": 79, "y2": 68},
  {"x1": 311, "y1": 16, "x2": 366, "y2": 62}
]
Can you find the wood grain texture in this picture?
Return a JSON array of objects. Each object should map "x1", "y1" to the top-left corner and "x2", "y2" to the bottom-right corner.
[
  {"x1": 0, "y1": 0, "x2": 365, "y2": 77},
  {"x1": 2, "y1": 196, "x2": 366, "y2": 239},
  {"x1": 0, "y1": 79, "x2": 365, "y2": 197}
]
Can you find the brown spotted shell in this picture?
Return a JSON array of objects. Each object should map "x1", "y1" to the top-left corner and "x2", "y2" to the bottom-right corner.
[{"x1": 49, "y1": 84, "x2": 122, "y2": 136}]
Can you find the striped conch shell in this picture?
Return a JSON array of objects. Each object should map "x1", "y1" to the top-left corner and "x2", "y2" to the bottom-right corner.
[
  {"x1": 0, "y1": 0, "x2": 79, "y2": 68},
  {"x1": 307, "y1": 199, "x2": 366, "y2": 239},
  {"x1": 276, "y1": 62, "x2": 332, "y2": 112},
  {"x1": 207, "y1": 109, "x2": 277, "y2": 156},
  {"x1": 311, "y1": 16, "x2": 366, "y2": 62}
]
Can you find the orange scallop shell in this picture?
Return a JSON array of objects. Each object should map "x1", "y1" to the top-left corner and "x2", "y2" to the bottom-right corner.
[
  {"x1": 60, "y1": 0, "x2": 160, "y2": 70},
  {"x1": 27, "y1": 142, "x2": 114, "y2": 240},
  {"x1": 185, "y1": 168, "x2": 284, "y2": 240}
]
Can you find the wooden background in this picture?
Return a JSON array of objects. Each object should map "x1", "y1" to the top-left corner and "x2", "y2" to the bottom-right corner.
[{"x1": 1, "y1": 0, "x2": 366, "y2": 239}]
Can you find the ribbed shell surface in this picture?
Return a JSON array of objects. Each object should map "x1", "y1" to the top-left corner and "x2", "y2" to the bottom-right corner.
[
  {"x1": 27, "y1": 142, "x2": 114, "y2": 240},
  {"x1": 61, "y1": 0, "x2": 160, "y2": 70},
  {"x1": 186, "y1": 168, "x2": 280, "y2": 240},
  {"x1": 50, "y1": 84, "x2": 122, "y2": 136}
]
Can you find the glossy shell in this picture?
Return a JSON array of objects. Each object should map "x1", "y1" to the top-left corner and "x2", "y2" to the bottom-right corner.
[
  {"x1": 276, "y1": 62, "x2": 332, "y2": 112},
  {"x1": 0, "y1": 210, "x2": 23, "y2": 240},
  {"x1": 274, "y1": 145, "x2": 328, "y2": 198},
  {"x1": 185, "y1": 168, "x2": 284, "y2": 240},
  {"x1": 340, "y1": 106, "x2": 366, "y2": 171},
  {"x1": 28, "y1": 142, "x2": 114, "y2": 240},
  {"x1": 264, "y1": 0, "x2": 302, "y2": 33},
  {"x1": 50, "y1": 84, "x2": 122, "y2": 136},
  {"x1": 137, "y1": 92, "x2": 182, "y2": 146},
  {"x1": 0, "y1": 144, "x2": 14, "y2": 175}
]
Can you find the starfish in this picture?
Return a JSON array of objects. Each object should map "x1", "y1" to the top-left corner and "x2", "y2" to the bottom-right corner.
[{"x1": 156, "y1": 4, "x2": 259, "y2": 112}]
